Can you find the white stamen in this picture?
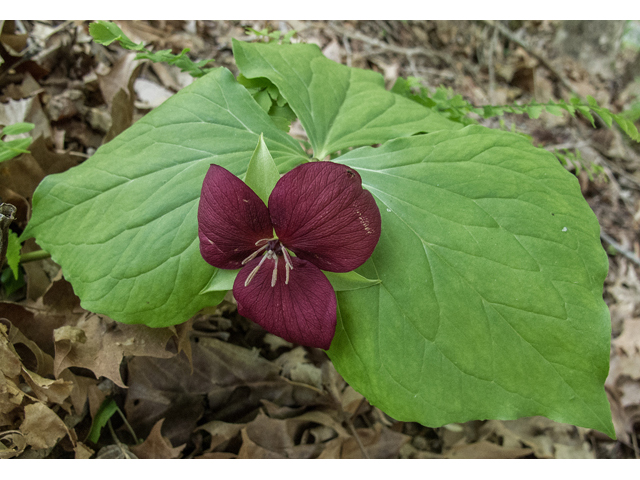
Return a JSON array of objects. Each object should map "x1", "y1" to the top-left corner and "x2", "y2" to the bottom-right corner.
[
  {"x1": 255, "y1": 238, "x2": 271, "y2": 246},
  {"x1": 285, "y1": 262, "x2": 290, "y2": 285},
  {"x1": 271, "y1": 254, "x2": 279, "y2": 287},
  {"x1": 245, "y1": 253, "x2": 269, "y2": 286},
  {"x1": 242, "y1": 243, "x2": 268, "y2": 265},
  {"x1": 282, "y1": 247, "x2": 294, "y2": 270}
]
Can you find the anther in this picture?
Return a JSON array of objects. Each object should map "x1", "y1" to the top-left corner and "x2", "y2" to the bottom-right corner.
[{"x1": 242, "y1": 243, "x2": 268, "y2": 265}]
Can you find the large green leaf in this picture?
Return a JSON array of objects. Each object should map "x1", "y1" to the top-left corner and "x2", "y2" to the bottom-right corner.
[
  {"x1": 232, "y1": 40, "x2": 461, "y2": 159},
  {"x1": 329, "y1": 126, "x2": 614, "y2": 436},
  {"x1": 23, "y1": 68, "x2": 307, "y2": 327}
]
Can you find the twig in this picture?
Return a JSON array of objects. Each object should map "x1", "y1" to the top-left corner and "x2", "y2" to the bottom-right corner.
[
  {"x1": 345, "y1": 419, "x2": 370, "y2": 459},
  {"x1": 600, "y1": 231, "x2": 640, "y2": 267},
  {"x1": 481, "y1": 20, "x2": 578, "y2": 98}
]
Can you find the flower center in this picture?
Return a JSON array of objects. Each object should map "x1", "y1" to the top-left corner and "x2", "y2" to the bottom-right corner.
[{"x1": 242, "y1": 238, "x2": 294, "y2": 287}]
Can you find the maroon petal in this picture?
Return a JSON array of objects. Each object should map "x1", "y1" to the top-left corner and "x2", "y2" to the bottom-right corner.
[
  {"x1": 198, "y1": 164, "x2": 274, "y2": 269},
  {"x1": 268, "y1": 162, "x2": 381, "y2": 272},
  {"x1": 233, "y1": 255, "x2": 336, "y2": 349}
]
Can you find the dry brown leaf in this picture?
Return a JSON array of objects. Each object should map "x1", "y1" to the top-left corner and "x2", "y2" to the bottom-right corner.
[
  {"x1": 150, "y1": 63, "x2": 194, "y2": 92},
  {"x1": 125, "y1": 336, "x2": 329, "y2": 447},
  {"x1": 98, "y1": 52, "x2": 141, "y2": 108},
  {"x1": 0, "y1": 430, "x2": 27, "y2": 459},
  {"x1": 53, "y1": 313, "x2": 178, "y2": 387},
  {"x1": 445, "y1": 439, "x2": 533, "y2": 459},
  {"x1": 0, "y1": 277, "x2": 83, "y2": 357},
  {"x1": 73, "y1": 441, "x2": 94, "y2": 459},
  {"x1": 612, "y1": 318, "x2": 640, "y2": 355},
  {"x1": 96, "y1": 443, "x2": 138, "y2": 459},
  {"x1": 4, "y1": 318, "x2": 53, "y2": 376},
  {"x1": 130, "y1": 418, "x2": 186, "y2": 459},
  {"x1": 97, "y1": 52, "x2": 141, "y2": 141},
  {"x1": 0, "y1": 323, "x2": 22, "y2": 378},
  {"x1": 480, "y1": 417, "x2": 594, "y2": 459},
  {"x1": 341, "y1": 385, "x2": 365, "y2": 417},
  {"x1": 237, "y1": 428, "x2": 286, "y2": 459},
  {"x1": 21, "y1": 367, "x2": 73, "y2": 405},
  {"x1": 197, "y1": 420, "x2": 244, "y2": 452},
  {"x1": 19, "y1": 402, "x2": 68, "y2": 450},
  {"x1": 195, "y1": 452, "x2": 237, "y2": 459},
  {"x1": 318, "y1": 423, "x2": 409, "y2": 459},
  {"x1": 133, "y1": 78, "x2": 174, "y2": 109}
]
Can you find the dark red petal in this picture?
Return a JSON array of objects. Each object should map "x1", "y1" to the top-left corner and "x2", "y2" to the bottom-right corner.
[
  {"x1": 233, "y1": 255, "x2": 336, "y2": 349},
  {"x1": 268, "y1": 162, "x2": 381, "y2": 272},
  {"x1": 198, "y1": 164, "x2": 274, "y2": 269}
]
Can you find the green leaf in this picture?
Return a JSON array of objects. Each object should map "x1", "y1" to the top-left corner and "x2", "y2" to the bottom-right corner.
[
  {"x1": 252, "y1": 89, "x2": 272, "y2": 113},
  {"x1": 244, "y1": 134, "x2": 281, "y2": 206},
  {"x1": 0, "y1": 138, "x2": 32, "y2": 163},
  {"x1": 87, "y1": 397, "x2": 118, "y2": 443},
  {"x1": 89, "y1": 21, "x2": 144, "y2": 51},
  {"x1": 5, "y1": 232, "x2": 20, "y2": 280},
  {"x1": 324, "y1": 269, "x2": 381, "y2": 291},
  {"x1": 544, "y1": 104, "x2": 564, "y2": 117},
  {"x1": 200, "y1": 268, "x2": 240, "y2": 294},
  {"x1": 1, "y1": 266, "x2": 24, "y2": 295},
  {"x1": 1, "y1": 122, "x2": 35, "y2": 136},
  {"x1": 24, "y1": 68, "x2": 308, "y2": 328},
  {"x1": 232, "y1": 40, "x2": 461, "y2": 159},
  {"x1": 329, "y1": 125, "x2": 614, "y2": 437},
  {"x1": 525, "y1": 104, "x2": 543, "y2": 119}
]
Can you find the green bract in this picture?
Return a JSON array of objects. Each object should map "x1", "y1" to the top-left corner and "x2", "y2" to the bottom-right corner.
[
  {"x1": 24, "y1": 39, "x2": 614, "y2": 437},
  {"x1": 24, "y1": 67, "x2": 307, "y2": 327},
  {"x1": 330, "y1": 128, "x2": 613, "y2": 436}
]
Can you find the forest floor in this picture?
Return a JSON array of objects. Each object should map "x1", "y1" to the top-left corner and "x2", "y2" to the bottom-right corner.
[{"x1": 1, "y1": 20, "x2": 640, "y2": 459}]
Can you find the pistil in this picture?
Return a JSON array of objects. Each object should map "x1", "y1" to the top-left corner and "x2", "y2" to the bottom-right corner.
[{"x1": 242, "y1": 237, "x2": 294, "y2": 288}]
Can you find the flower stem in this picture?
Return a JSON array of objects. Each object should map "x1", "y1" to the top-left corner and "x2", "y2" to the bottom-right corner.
[{"x1": 20, "y1": 249, "x2": 51, "y2": 263}]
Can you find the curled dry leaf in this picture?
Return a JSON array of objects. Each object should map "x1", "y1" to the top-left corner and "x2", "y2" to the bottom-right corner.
[
  {"x1": 0, "y1": 430, "x2": 27, "y2": 459},
  {"x1": 21, "y1": 367, "x2": 74, "y2": 405}
]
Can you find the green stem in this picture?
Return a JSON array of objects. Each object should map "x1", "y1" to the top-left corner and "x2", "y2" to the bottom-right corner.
[
  {"x1": 19, "y1": 249, "x2": 51, "y2": 263},
  {"x1": 116, "y1": 406, "x2": 140, "y2": 444}
]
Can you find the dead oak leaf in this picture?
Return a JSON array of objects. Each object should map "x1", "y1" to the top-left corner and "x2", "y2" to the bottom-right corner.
[
  {"x1": 53, "y1": 314, "x2": 179, "y2": 387},
  {"x1": 19, "y1": 402, "x2": 68, "y2": 450},
  {"x1": 130, "y1": 419, "x2": 185, "y2": 459}
]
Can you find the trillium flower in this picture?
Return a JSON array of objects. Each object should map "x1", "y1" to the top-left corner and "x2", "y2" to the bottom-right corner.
[{"x1": 197, "y1": 161, "x2": 381, "y2": 349}]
